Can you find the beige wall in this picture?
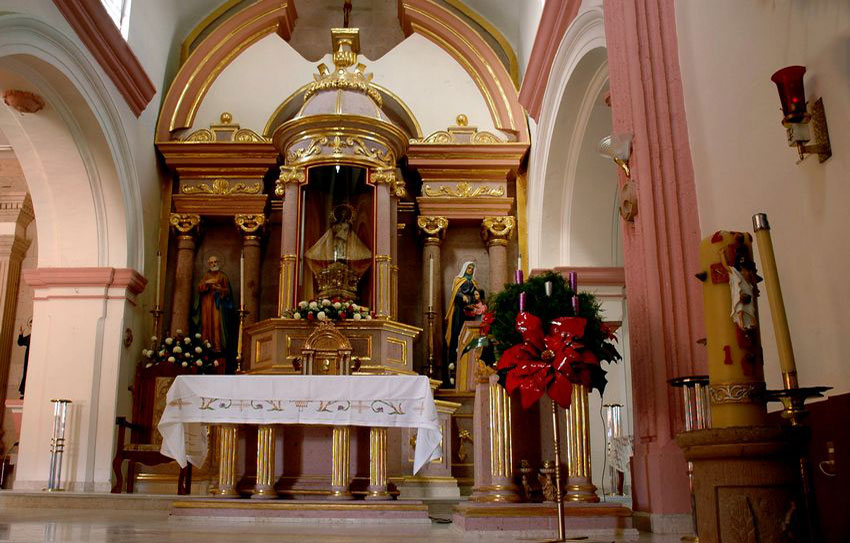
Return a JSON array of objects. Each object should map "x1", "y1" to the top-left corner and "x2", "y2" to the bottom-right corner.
[{"x1": 676, "y1": 0, "x2": 850, "y2": 394}]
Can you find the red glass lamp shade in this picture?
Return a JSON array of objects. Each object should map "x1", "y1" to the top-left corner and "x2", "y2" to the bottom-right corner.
[{"x1": 771, "y1": 66, "x2": 808, "y2": 123}]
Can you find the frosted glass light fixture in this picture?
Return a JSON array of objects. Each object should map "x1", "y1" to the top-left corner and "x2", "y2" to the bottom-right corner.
[{"x1": 597, "y1": 133, "x2": 633, "y2": 178}]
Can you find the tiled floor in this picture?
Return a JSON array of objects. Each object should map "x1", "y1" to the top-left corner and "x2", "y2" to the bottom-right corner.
[{"x1": 0, "y1": 508, "x2": 688, "y2": 543}]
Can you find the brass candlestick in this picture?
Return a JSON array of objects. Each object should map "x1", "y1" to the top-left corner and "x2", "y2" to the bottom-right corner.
[
  {"x1": 150, "y1": 306, "x2": 163, "y2": 344},
  {"x1": 235, "y1": 308, "x2": 248, "y2": 373},
  {"x1": 425, "y1": 306, "x2": 436, "y2": 380}
]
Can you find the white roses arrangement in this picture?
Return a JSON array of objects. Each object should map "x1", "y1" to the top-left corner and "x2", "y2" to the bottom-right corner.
[
  {"x1": 283, "y1": 298, "x2": 373, "y2": 322},
  {"x1": 142, "y1": 329, "x2": 219, "y2": 373}
]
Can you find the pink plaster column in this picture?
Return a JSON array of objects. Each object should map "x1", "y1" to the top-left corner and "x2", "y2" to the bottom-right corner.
[
  {"x1": 481, "y1": 216, "x2": 515, "y2": 295},
  {"x1": 235, "y1": 214, "x2": 265, "y2": 326},
  {"x1": 417, "y1": 216, "x2": 448, "y2": 378},
  {"x1": 276, "y1": 166, "x2": 305, "y2": 315},
  {"x1": 604, "y1": 0, "x2": 707, "y2": 519},
  {"x1": 371, "y1": 171, "x2": 393, "y2": 318},
  {"x1": 168, "y1": 214, "x2": 200, "y2": 335}
]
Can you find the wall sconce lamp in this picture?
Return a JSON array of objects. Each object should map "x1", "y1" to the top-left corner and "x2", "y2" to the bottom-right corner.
[
  {"x1": 770, "y1": 66, "x2": 831, "y2": 163},
  {"x1": 598, "y1": 133, "x2": 638, "y2": 222}
]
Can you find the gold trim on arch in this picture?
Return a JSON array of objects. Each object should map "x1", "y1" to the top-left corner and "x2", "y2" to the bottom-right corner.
[
  {"x1": 443, "y1": 0, "x2": 519, "y2": 88},
  {"x1": 408, "y1": 16, "x2": 515, "y2": 135},
  {"x1": 179, "y1": 0, "x2": 242, "y2": 65}
]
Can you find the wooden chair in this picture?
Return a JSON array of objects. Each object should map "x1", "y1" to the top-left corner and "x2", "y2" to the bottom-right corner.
[{"x1": 112, "y1": 363, "x2": 192, "y2": 494}]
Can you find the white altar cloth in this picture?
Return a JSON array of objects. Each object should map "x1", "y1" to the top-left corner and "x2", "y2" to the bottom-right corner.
[{"x1": 159, "y1": 375, "x2": 441, "y2": 474}]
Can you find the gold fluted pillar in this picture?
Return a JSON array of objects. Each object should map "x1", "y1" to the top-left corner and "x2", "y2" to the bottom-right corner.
[
  {"x1": 565, "y1": 384, "x2": 599, "y2": 502},
  {"x1": 487, "y1": 381, "x2": 520, "y2": 501},
  {"x1": 329, "y1": 425, "x2": 353, "y2": 500},
  {"x1": 374, "y1": 255, "x2": 392, "y2": 318},
  {"x1": 168, "y1": 213, "x2": 201, "y2": 334},
  {"x1": 481, "y1": 216, "x2": 515, "y2": 295},
  {"x1": 252, "y1": 424, "x2": 276, "y2": 499},
  {"x1": 216, "y1": 424, "x2": 239, "y2": 497},
  {"x1": 366, "y1": 427, "x2": 391, "y2": 500},
  {"x1": 278, "y1": 254, "x2": 297, "y2": 316}
]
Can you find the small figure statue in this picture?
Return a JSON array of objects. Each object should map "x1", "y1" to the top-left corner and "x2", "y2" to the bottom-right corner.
[
  {"x1": 539, "y1": 460, "x2": 558, "y2": 503},
  {"x1": 17, "y1": 317, "x2": 31, "y2": 398},
  {"x1": 463, "y1": 287, "x2": 488, "y2": 320},
  {"x1": 305, "y1": 204, "x2": 372, "y2": 300},
  {"x1": 193, "y1": 255, "x2": 234, "y2": 353},
  {"x1": 519, "y1": 459, "x2": 539, "y2": 502}
]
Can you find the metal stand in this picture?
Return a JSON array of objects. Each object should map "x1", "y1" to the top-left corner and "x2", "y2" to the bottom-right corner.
[
  {"x1": 425, "y1": 306, "x2": 436, "y2": 380},
  {"x1": 670, "y1": 375, "x2": 710, "y2": 543},
  {"x1": 150, "y1": 306, "x2": 163, "y2": 343},
  {"x1": 766, "y1": 384, "x2": 830, "y2": 543},
  {"x1": 235, "y1": 308, "x2": 248, "y2": 373},
  {"x1": 46, "y1": 399, "x2": 71, "y2": 491},
  {"x1": 543, "y1": 400, "x2": 587, "y2": 542}
]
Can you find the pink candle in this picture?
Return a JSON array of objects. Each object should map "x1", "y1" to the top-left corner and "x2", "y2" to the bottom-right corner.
[
  {"x1": 515, "y1": 254, "x2": 523, "y2": 284},
  {"x1": 519, "y1": 292, "x2": 527, "y2": 312}
]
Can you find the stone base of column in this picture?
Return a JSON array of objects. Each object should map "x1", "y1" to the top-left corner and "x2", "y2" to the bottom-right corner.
[
  {"x1": 565, "y1": 476, "x2": 600, "y2": 503},
  {"x1": 676, "y1": 426, "x2": 805, "y2": 542},
  {"x1": 396, "y1": 476, "x2": 460, "y2": 499}
]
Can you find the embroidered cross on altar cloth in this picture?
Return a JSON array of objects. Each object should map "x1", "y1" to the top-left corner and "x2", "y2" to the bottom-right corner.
[{"x1": 159, "y1": 374, "x2": 441, "y2": 474}]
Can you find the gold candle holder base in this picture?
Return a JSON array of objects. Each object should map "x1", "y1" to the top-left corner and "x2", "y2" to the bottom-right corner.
[
  {"x1": 235, "y1": 308, "x2": 249, "y2": 373},
  {"x1": 765, "y1": 386, "x2": 830, "y2": 426}
]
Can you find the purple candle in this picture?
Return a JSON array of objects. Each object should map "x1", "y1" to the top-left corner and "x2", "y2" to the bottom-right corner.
[
  {"x1": 569, "y1": 271, "x2": 579, "y2": 313},
  {"x1": 519, "y1": 292, "x2": 527, "y2": 312}
]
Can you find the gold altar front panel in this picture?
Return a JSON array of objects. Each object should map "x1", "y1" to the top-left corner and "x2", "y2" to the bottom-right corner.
[{"x1": 244, "y1": 319, "x2": 420, "y2": 375}]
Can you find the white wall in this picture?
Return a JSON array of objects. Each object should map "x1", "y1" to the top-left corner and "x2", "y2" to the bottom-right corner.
[
  {"x1": 192, "y1": 33, "x2": 502, "y2": 140},
  {"x1": 676, "y1": 0, "x2": 850, "y2": 395}
]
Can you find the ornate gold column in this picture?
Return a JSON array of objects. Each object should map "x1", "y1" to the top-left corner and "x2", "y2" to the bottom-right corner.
[
  {"x1": 366, "y1": 427, "x2": 391, "y2": 500},
  {"x1": 235, "y1": 214, "x2": 265, "y2": 325},
  {"x1": 417, "y1": 216, "x2": 448, "y2": 377},
  {"x1": 169, "y1": 213, "x2": 201, "y2": 334},
  {"x1": 481, "y1": 216, "x2": 515, "y2": 296},
  {"x1": 329, "y1": 425, "x2": 353, "y2": 500},
  {"x1": 487, "y1": 380, "x2": 521, "y2": 501},
  {"x1": 0, "y1": 192, "x2": 33, "y2": 438},
  {"x1": 565, "y1": 384, "x2": 599, "y2": 502},
  {"x1": 216, "y1": 424, "x2": 239, "y2": 497},
  {"x1": 275, "y1": 166, "x2": 305, "y2": 315},
  {"x1": 252, "y1": 424, "x2": 277, "y2": 499}
]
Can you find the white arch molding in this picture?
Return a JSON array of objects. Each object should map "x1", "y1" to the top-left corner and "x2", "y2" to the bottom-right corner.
[
  {"x1": 527, "y1": 6, "x2": 606, "y2": 268},
  {"x1": 0, "y1": 14, "x2": 143, "y2": 270}
]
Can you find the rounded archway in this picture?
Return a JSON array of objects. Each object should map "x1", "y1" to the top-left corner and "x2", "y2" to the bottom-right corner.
[{"x1": 0, "y1": 14, "x2": 146, "y2": 492}]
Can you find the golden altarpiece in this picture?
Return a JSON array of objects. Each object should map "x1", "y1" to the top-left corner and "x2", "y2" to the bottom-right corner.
[{"x1": 150, "y1": 28, "x2": 534, "y2": 500}]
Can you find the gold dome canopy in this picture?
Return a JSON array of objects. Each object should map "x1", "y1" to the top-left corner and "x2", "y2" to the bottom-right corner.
[{"x1": 272, "y1": 28, "x2": 409, "y2": 170}]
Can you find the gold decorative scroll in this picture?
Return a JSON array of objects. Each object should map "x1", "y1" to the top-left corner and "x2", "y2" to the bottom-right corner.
[
  {"x1": 181, "y1": 112, "x2": 266, "y2": 143},
  {"x1": 286, "y1": 135, "x2": 395, "y2": 168},
  {"x1": 417, "y1": 216, "x2": 449, "y2": 239},
  {"x1": 169, "y1": 213, "x2": 201, "y2": 234},
  {"x1": 423, "y1": 181, "x2": 505, "y2": 199},
  {"x1": 182, "y1": 178, "x2": 262, "y2": 195},
  {"x1": 304, "y1": 29, "x2": 382, "y2": 107},
  {"x1": 412, "y1": 114, "x2": 504, "y2": 145},
  {"x1": 275, "y1": 166, "x2": 306, "y2": 197},
  {"x1": 372, "y1": 168, "x2": 408, "y2": 198},
  {"x1": 481, "y1": 216, "x2": 516, "y2": 243},
  {"x1": 235, "y1": 214, "x2": 266, "y2": 234}
]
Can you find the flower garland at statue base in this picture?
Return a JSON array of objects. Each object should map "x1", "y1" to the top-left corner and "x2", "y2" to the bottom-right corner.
[
  {"x1": 282, "y1": 298, "x2": 374, "y2": 322},
  {"x1": 142, "y1": 330, "x2": 221, "y2": 374}
]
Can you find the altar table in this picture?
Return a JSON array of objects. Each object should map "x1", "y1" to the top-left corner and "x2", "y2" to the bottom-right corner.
[{"x1": 159, "y1": 375, "x2": 442, "y2": 476}]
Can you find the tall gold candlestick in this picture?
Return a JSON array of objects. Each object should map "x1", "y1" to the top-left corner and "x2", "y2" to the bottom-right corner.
[{"x1": 752, "y1": 213, "x2": 798, "y2": 389}]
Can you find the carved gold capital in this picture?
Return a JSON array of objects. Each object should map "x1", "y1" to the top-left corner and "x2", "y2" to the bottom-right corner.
[
  {"x1": 235, "y1": 214, "x2": 266, "y2": 235},
  {"x1": 372, "y1": 168, "x2": 407, "y2": 198},
  {"x1": 417, "y1": 216, "x2": 448, "y2": 243},
  {"x1": 275, "y1": 165, "x2": 306, "y2": 197},
  {"x1": 481, "y1": 216, "x2": 515, "y2": 246},
  {"x1": 169, "y1": 213, "x2": 201, "y2": 235}
]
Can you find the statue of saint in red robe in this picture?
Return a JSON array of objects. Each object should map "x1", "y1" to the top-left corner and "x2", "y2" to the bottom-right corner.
[{"x1": 193, "y1": 256, "x2": 233, "y2": 352}]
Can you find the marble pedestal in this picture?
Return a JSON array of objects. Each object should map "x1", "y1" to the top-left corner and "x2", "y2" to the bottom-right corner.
[{"x1": 676, "y1": 426, "x2": 805, "y2": 542}]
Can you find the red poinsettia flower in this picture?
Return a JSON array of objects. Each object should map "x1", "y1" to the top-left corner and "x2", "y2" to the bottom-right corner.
[
  {"x1": 480, "y1": 311, "x2": 495, "y2": 336},
  {"x1": 496, "y1": 312, "x2": 593, "y2": 409}
]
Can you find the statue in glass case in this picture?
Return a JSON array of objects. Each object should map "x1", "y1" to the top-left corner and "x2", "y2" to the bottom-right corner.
[{"x1": 305, "y1": 203, "x2": 372, "y2": 300}]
